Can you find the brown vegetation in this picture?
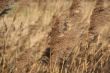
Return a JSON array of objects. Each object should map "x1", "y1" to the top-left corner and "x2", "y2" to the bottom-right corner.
[{"x1": 0, "y1": 0, "x2": 110, "y2": 73}]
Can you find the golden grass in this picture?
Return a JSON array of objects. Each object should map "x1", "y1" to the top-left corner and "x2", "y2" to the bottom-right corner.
[{"x1": 0, "y1": 0, "x2": 110, "y2": 73}]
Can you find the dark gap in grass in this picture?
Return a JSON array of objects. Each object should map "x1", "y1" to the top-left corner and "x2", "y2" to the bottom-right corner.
[
  {"x1": 0, "y1": 7, "x2": 11, "y2": 16},
  {"x1": 40, "y1": 48, "x2": 51, "y2": 65}
]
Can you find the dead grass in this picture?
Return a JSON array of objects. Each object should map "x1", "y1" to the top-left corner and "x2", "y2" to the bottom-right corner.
[{"x1": 0, "y1": 0, "x2": 110, "y2": 73}]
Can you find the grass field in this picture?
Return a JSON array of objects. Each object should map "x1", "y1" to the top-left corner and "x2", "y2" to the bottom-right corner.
[{"x1": 0, "y1": 0, "x2": 110, "y2": 73}]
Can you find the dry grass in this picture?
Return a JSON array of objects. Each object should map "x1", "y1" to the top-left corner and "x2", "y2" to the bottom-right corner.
[{"x1": 0, "y1": 0, "x2": 110, "y2": 73}]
